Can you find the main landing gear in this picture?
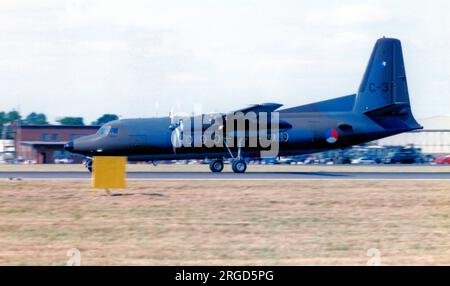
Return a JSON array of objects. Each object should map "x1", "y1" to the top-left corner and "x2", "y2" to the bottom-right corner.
[
  {"x1": 208, "y1": 159, "x2": 247, "y2": 173},
  {"x1": 209, "y1": 137, "x2": 248, "y2": 174},
  {"x1": 228, "y1": 137, "x2": 247, "y2": 173},
  {"x1": 231, "y1": 159, "x2": 247, "y2": 173},
  {"x1": 209, "y1": 159, "x2": 224, "y2": 173}
]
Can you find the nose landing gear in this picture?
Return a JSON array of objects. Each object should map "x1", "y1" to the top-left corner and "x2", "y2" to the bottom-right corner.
[{"x1": 84, "y1": 158, "x2": 93, "y2": 173}]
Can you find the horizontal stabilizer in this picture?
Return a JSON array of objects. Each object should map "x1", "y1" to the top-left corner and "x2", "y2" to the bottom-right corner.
[{"x1": 365, "y1": 103, "x2": 422, "y2": 131}]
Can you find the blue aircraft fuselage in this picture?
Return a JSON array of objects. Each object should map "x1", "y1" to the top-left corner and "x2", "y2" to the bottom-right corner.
[{"x1": 65, "y1": 38, "x2": 422, "y2": 173}]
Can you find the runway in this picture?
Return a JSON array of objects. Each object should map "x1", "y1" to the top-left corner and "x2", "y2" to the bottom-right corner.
[{"x1": 1, "y1": 171, "x2": 450, "y2": 180}]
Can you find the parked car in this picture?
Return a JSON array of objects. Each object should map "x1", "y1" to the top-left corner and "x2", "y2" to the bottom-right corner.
[
  {"x1": 435, "y1": 155, "x2": 450, "y2": 164},
  {"x1": 54, "y1": 158, "x2": 74, "y2": 164},
  {"x1": 276, "y1": 157, "x2": 297, "y2": 165},
  {"x1": 303, "y1": 156, "x2": 319, "y2": 165},
  {"x1": 383, "y1": 149, "x2": 424, "y2": 164},
  {"x1": 351, "y1": 156, "x2": 381, "y2": 165}
]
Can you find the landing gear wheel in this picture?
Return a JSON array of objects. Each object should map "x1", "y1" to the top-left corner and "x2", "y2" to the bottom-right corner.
[
  {"x1": 85, "y1": 159, "x2": 93, "y2": 173},
  {"x1": 209, "y1": 159, "x2": 224, "y2": 173},
  {"x1": 231, "y1": 159, "x2": 247, "y2": 173}
]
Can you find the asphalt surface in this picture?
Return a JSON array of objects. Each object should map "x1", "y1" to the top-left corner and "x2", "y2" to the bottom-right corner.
[{"x1": 1, "y1": 171, "x2": 450, "y2": 180}]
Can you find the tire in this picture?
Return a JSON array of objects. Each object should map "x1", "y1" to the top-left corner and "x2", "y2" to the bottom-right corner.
[
  {"x1": 209, "y1": 159, "x2": 224, "y2": 173},
  {"x1": 231, "y1": 159, "x2": 247, "y2": 173}
]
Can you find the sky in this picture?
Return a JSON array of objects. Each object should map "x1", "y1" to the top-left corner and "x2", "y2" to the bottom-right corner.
[{"x1": 1, "y1": 0, "x2": 450, "y2": 123}]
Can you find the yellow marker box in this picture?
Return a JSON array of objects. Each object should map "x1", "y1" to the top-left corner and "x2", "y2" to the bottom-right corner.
[{"x1": 92, "y1": 156, "x2": 127, "y2": 189}]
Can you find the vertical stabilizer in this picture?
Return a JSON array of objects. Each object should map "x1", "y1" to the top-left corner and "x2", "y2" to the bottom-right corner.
[{"x1": 354, "y1": 38, "x2": 410, "y2": 113}]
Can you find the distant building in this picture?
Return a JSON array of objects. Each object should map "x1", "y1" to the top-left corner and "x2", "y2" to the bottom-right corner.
[
  {"x1": 0, "y1": 140, "x2": 15, "y2": 163},
  {"x1": 3, "y1": 124, "x2": 100, "y2": 164},
  {"x1": 376, "y1": 116, "x2": 450, "y2": 155}
]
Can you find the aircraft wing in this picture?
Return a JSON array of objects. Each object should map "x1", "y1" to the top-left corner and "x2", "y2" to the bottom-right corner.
[
  {"x1": 207, "y1": 102, "x2": 291, "y2": 132},
  {"x1": 171, "y1": 102, "x2": 289, "y2": 133},
  {"x1": 230, "y1": 103, "x2": 283, "y2": 115},
  {"x1": 202, "y1": 102, "x2": 284, "y2": 126}
]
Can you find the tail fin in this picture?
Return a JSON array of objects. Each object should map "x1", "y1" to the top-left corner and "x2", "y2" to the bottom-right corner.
[
  {"x1": 355, "y1": 37, "x2": 410, "y2": 113},
  {"x1": 354, "y1": 37, "x2": 421, "y2": 130}
]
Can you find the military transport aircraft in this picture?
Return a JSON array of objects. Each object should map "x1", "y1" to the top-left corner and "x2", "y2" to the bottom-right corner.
[{"x1": 65, "y1": 37, "x2": 422, "y2": 173}]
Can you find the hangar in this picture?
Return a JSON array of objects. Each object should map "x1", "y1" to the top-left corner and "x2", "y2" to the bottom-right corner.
[
  {"x1": 376, "y1": 116, "x2": 450, "y2": 155},
  {"x1": 1, "y1": 123, "x2": 99, "y2": 164}
]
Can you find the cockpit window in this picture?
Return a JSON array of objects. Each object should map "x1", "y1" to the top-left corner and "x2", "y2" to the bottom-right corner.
[
  {"x1": 110, "y1": 127, "x2": 119, "y2": 136},
  {"x1": 97, "y1": 126, "x2": 119, "y2": 136},
  {"x1": 97, "y1": 126, "x2": 111, "y2": 136}
]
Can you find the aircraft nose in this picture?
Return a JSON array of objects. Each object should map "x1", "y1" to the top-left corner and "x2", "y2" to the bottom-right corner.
[{"x1": 64, "y1": 141, "x2": 74, "y2": 152}]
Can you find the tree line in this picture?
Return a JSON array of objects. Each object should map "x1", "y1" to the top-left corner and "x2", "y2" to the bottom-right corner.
[{"x1": 0, "y1": 111, "x2": 119, "y2": 135}]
